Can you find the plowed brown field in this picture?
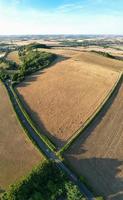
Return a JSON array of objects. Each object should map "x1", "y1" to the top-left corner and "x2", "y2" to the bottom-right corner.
[
  {"x1": 0, "y1": 82, "x2": 42, "y2": 191},
  {"x1": 17, "y1": 49, "x2": 119, "y2": 148},
  {"x1": 65, "y1": 81, "x2": 123, "y2": 200}
]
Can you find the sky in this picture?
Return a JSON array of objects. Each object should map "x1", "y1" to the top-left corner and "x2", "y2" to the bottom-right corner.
[{"x1": 0, "y1": 0, "x2": 123, "y2": 35}]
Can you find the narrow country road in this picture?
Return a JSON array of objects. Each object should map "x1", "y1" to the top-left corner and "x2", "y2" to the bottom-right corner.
[{"x1": 5, "y1": 81, "x2": 95, "y2": 200}]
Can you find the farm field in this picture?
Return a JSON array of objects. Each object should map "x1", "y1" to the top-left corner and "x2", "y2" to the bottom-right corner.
[
  {"x1": 17, "y1": 49, "x2": 119, "y2": 148},
  {"x1": 40, "y1": 48, "x2": 123, "y2": 72},
  {"x1": 7, "y1": 51, "x2": 21, "y2": 64},
  {"x1": 13, "y1": 39, "x2": 60, "y2": 46},
  {"x1": 70, "y1": 45, "x2": 123, "y2": 54},
  {"x1": 85, "y1": 46, "x2": 123, "y2": 60},
  {"x1": 0, "y1": 82, "x2": 42, "y2": 192},
  {"x1": 65, "y1": 81, "x2": 123, "y2": 200}
]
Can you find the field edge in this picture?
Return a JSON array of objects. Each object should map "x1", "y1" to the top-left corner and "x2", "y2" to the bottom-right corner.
[{"x1": 59, "y1": 72, "x2": 123, "y2": 154}]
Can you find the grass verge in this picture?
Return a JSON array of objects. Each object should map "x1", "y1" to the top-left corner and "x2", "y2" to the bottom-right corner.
[
  {"x1": 62, "y1": 158, "x2": 104, "y2": 200},
  {"x1": 59, "y1": 72, "x2": 123, "y2": 154},
  {"x1": 10, "y1": 84, "x2": 56, "y2": 152},
  {"x1": 0, "y1": 79, "x2": 50, "y2": 159},
  {"x1": 1, "y1": 161, "x2": 84, "y2": 200}
]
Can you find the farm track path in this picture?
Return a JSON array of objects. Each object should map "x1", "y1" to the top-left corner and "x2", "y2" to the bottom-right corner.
[{"x1": 4, "y1": 81, "x2": 95, "y2": 200}]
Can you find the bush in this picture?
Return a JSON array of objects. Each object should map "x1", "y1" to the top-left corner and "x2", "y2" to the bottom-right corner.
[
  {"x1": 13, "y1": 50, "x2": 56, "y2": 84},
  {"x1": 65, "y1": 182, "x2": 83, "y2": 200},
  {"x1": 26, "y1": 43, "x2": 49, "y2": 51},
  {"x1": 91, "y1": 50, "x2": 116, "y2": 59},
  {"x1": 0, "y1": 69, "x2": 10, "y2": 81},
  {"x1": 12, "y1": 71, "x2": 24, "y2": 82},
  {"x1": 1, "y1": 162, "x2": 83, "y2": 200}
]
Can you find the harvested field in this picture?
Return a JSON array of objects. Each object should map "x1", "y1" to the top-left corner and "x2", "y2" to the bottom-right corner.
[
  {"x1": 13, "y1": 39, "x2": 60, "y2": 46},
  {"x1": 65, "y1": 81, "x2": 123, "y2": 200},
  {"x1": 0, "y1": 82, "x2": 42, "y2": 191},
  {"x1": 76, "y1": 45, "x2": 123, "y2": 56},
  {"x1": 17, "y1": 49, "x2": 119, "y2": 148},
  {"x1": 7, "y1": 51, "x2": 21, "y2": 64},
  {"x1": 39, "y1": 48, "x2": 123, "y2": 72},
  {"x1": 85, "y1": 46, "x2": 123, "y2": 61}
]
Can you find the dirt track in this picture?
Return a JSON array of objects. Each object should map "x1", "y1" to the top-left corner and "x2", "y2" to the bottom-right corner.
[
  {"x1": 65, "y1": 81, "x2": 123, "y2": 200},
  {"x1": 0, "y1": 82, "x2": 42, "y2": 190},
  {"x1": 17, "y1": 49, "x2": 119, "y2": 148}
]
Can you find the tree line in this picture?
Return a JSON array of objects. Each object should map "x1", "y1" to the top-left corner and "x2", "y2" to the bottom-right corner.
[
  {"x1": 1, "y1": 161, "x2": 83, "y2": 200},
  {"x1": 0, "y1": 47, "x2": 56, "y2": 84}
]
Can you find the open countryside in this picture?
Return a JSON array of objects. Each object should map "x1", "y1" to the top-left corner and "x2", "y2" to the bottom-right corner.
[
  {"x1": 1, "y1": 35, "x2": 123, "y2": 199},
  {"x1": 1, "y1": 0, "x2": 123, "y2": 199},
  {"x1": 0, "y1": 81, "x2": 42, "y2": 190},
  {"x1": 65, "y1": 79, "x2": 123, "y2": 200},
  {"x1": 17, "y1": 50, "x2": 119, "y2": 148}
]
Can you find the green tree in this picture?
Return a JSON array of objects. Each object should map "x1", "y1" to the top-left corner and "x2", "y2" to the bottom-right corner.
[{"x1": 65, "y1": 182, "x2": 83, "y2": 200}]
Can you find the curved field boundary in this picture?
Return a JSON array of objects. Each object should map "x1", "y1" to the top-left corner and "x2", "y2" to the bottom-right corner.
[
  {"x1": 3, "y1": 82, "x2": 56, "y2": 152},
  {"x1": 1, "y1": 81, "x2": 96, "y2": 200},
  {"x1": 11, "y1": 85, "x2": 56, "y2": 151},
  {"x1": 0, "y1": 80, "x2": 49, "y2": 158},
  {"x1": 60, "y1": 72, "x2": 123, "y2": 154}
]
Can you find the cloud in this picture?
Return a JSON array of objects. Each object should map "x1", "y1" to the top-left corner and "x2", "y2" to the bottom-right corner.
[
  {"x1": 57, "y1": 3, "x2": 84, "y2": 13},
  {"x1": 0, "y1": 0, "x2": 123, "y2": 35}
]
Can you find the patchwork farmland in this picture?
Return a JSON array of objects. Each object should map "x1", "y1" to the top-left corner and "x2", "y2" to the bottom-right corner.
[
  {"x1": 39, "y1": 48, "x2": 123, "y2": 72},
  {"x1": 65, "y1": 78, "x2": 123, "y2": 200},
  {"x1": 1, "y1": 36, "x2": 123, "y2": 199},
  {"x1": 0, "y1": 82, "x2": 42, "y2": 191},
  {"x1": 17, "y1": 49, "x2": 120, "y2": 148}
]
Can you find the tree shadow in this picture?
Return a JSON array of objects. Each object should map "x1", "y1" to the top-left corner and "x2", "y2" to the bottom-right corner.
[
  {"x1": 17, "y1": 55, "x2": 70, "y2": 88},
  {"x1": 67, "y1": 77, "x2": 123, "y2": 155},
  {"x1": 16, "y1": 91, "x2": 66, "y2": 149},
  {"x1": 115, "y1": 55, "x2": 123, "y2": 61},
  {"x1": 65, "y1": 80, "x2": 123, "y2": 199},
  {"x1": 16, "y1": 55, "x2": 71, "y2": 149},
  {"x1": 66, "y1": 155, "x2": 123, "y2": 200},
  {"x1": 0, "y1": 187, "x2": 5, "y2": 194}
]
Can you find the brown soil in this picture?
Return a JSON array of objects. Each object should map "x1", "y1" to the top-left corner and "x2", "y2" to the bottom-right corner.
[
  {"x1": 17, "y1": 50, "x2": 119, "y2": 148},
  {"x1": 0, "y1": 82, "x2": 42, "y2": 191},
  {"x1": 7, "y1": 51, "x2": 21, "y2": 64},
  {"x1": 65, "y1": 82, "x2": 123, "y2": 200}
]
